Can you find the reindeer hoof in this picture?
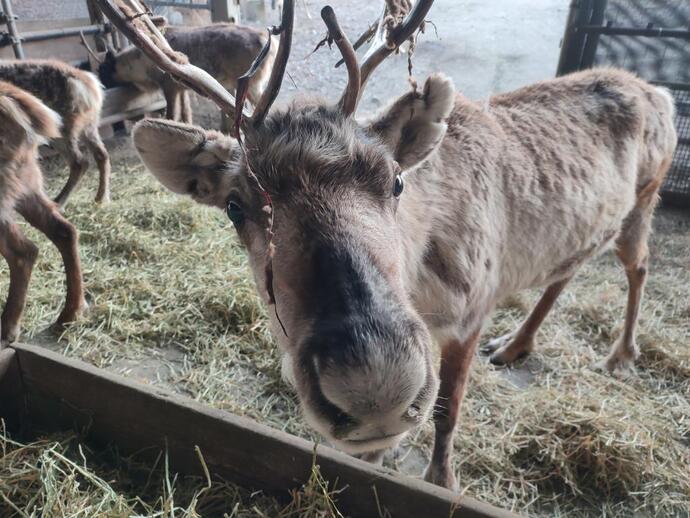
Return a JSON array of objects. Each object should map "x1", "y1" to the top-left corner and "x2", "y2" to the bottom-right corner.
[
  {"x1": 482, "y1": 332, "x2": 514, "y2": 354},
  {"x1": 594, "y1": 355, "x2": 637, "y2": 376},
  {"x1": 594, "y1": 339, "x2": 639, "y2": 375},
  {"x1": 53, "y1": 298, "x2": 88, "y2": 330},
  {"x1": 483, "y1": 332, "x2": 532, "y2": 366},
  {"x1": 423, "y1": 462, "x2": 458, "y2": 491},
  {"x1": 1, "y1": 324, "x2": 20, "y2": 345}
]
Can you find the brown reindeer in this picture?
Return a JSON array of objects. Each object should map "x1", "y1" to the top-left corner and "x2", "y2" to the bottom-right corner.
[
  {"x1": 97, "y1": 0, "x2": 676, "y2": 489},
  {"x1": 98, "y1": 22, "x2": 277, "y2": 131},
  {"x1": 0, "y1": 81, "x2": 86, "y2": 344},
  {"x1": 0, "y1": 60, "x2": 111, "y2": 206}
]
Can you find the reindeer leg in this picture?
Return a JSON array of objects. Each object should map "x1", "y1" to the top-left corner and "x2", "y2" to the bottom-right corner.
[
  {"x1": 598, "y1": 177, "x2": 661, "y2": 374},
  {"x1": 0, "y1": 221, "x2": 39, "y2": 343},
  {"x1": 424, "y1": 330, "x2": 480, "y2": 490},
  {"x1": 162, "y1": 83, "x2": 181, "y2": 121},
  {"x1": 180, "y1": 90, "x2": 193, "y2": 124},
  {"x1": 484, "y1": 276, "x2": 572, "y2": 365},
  {"x1": 84, "y1": 125, "x2": 112, "y2": 204},
  {"x1": 17, "y1": 193, "x2": 86, "y2": 329},
  {"x1": 53, "y1": 135, "x2": 90, "y2": 207}
]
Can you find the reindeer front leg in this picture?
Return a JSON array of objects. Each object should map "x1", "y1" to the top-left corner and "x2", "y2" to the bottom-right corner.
[
  {"x1": 162, "y1": 83, "x2": 181, "y2": 121},
  {"x1": 424, "y1": 330, "x2": 480, "y2": 490}
]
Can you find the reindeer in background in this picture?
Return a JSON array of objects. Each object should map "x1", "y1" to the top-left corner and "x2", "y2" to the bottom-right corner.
[
  {"x1": 0, "y1": 81, "x2": 86, "y2": 344},
  {"x1": 0, "y1": 60, "x2": 111, "y2": 206},
  {"x1": 95, "y1": 21, "x2": 277, "y2": 131},
  {"x1": 96, "y1": 0, "x2": 676, "y2": 490}
]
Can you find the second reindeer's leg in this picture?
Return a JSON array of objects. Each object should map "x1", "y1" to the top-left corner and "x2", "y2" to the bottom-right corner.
[
  {"x1": 84, "y1": 125, "x2": 112, "y2": 204},
  {"x1": 180, "y1": 90, "x2": 193, "y2": 124},
  {"x1": 162, "y1": 83, "x2": 181, "y2": 121},
  {"x1": 424, "y1": 330, "x2": 480, "y2": 490},
  {"x1": 17, "y1": 193, "x2": 86, "y2": 327},
  {"x1": 53, "y1": 134, "x2": 90, "y2": 207}
]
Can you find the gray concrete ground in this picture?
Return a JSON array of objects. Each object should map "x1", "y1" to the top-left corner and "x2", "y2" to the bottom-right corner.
[
  {"x1": 188, "y1": 0, "x2": 570, "y2": 127},
  {"x1": 278, "y1": 0, "x2": 569, "y2": 110}
]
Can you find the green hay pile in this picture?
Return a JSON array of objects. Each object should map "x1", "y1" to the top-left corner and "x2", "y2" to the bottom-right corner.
[{"x1": 1, "y1": 154, "x2": 689, "y2": 517}]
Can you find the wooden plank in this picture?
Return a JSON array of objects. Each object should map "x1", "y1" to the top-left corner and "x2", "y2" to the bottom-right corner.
[
  {"x1": 100, "y1": 86, "x2": 166, "y2": 126},
  {"x1": 0, "y1": 348, "x2": 23, "y2": 431},
  {"x1": 5, "y1": 343, "x2": 517, "y2": 518}
]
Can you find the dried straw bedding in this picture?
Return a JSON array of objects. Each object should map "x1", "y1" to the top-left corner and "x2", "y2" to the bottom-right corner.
[{"x1": 1, "y1": 157, "x2": 688, "y2": 517}]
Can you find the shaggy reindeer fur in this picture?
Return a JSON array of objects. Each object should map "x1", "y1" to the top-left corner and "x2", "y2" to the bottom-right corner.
[
  {"x1": 0, "y1": 60, "x2": 111, "y2": 206},
  {"x1": 100, "y1": 23, "x2": 276, "y2": 130},
  {"x1": 132, "y1": 67, "x2": 676, "y2": 489},
  {"x1": 0, "y1": 82, "x2": 86, "y2": 344}
]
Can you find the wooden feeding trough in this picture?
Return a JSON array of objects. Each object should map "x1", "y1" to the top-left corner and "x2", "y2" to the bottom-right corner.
[{"x1": 0, "y1": 344, "x2": 515, "y2": 518}]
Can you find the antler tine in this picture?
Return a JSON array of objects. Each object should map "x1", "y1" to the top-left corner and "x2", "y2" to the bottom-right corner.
[
  {"x1": 249, "y1": 0, "x2": 295, "y2": 128},
  {"x1": 321, "y1": 6, "x2": 361, "y2": 117},
  {"x1": 93, "y1": 0, "x2": 248, "y2": 121},
  {"x1": 359, "y1": 0, "x2": 434, "y2": 94},
  {"x1": 334, "y1": 20, "x2": 377, "y2": 68},
  {"x1": 79, "y1": 30, "x2": 104, "y2": 64}
]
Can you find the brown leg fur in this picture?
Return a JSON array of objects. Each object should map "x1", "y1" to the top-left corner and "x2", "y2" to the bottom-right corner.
[
  {"x1": 54, "y1": 135, "x2": 90, "y2": 207},
  {"x1": 180, "y1": 91, "x2": 193, "y2": 124},
  {"x1": 424, "y1": 330, "x2": 480, "y2": 489},
  {"x1": 0, "y1": 221, "x2": 39, "y2": 343},
  {"x1": 599, "y1": 184, "x2": 660, "y2": 373},
  {"x1": 84, "y1": 126, "x2": 112, "y2": 204},
  {"x1": 17, "y1": 193, "x2": 86, "y2": 328},
  {"x1": 163, "y1": 84, "x2": 181, "y2": 121},
  {"x1": 484, "y1": 276, "x2": 572, "y2": 365}
]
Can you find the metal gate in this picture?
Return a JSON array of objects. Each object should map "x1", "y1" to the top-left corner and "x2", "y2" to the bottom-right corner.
[{"x1": 557, "y1": 0, "x2": 690, "y2": 206}]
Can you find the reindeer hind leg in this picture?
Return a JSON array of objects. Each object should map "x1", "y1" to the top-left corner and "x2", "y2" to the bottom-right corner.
[
  {"x1": 84, "y1": 125, "x2": 112, "y2": 204},
  {"x1": 53, "y1": 135, "x2": 90, "y2": 207},
  {"x1": 598, "y1": 157, "x2": 671, "y2": 374}
]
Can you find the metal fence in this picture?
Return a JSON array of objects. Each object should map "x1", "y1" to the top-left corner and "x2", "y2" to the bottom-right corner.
[{"x1": 557, "y1": 0, "x2": 690, "y2": 206}]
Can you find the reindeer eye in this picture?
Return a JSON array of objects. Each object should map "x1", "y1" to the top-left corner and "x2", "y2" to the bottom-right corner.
[
  {"x1": 226, "y1": 200, "x2": 245, "y2": 225},
  {"x1": 393, "y1": 175, "x2": 404, "y2": 197}
]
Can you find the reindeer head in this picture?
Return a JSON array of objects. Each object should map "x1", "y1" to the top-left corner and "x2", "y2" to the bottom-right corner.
[{"x1": 99, "y1": 0, "x2": 452, "y2": 454}]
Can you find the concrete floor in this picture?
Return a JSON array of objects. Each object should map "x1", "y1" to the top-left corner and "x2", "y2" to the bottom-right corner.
[{"x1": 274, "y1": 0, "x2": 570, "y2": 112}]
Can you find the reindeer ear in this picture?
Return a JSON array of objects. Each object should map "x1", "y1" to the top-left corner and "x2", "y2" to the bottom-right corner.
[
  {"x1": 132, "y1": 119, "x2": 239, "y2": 208},
  {"x1": 366, "y1": 74, "x2": 455, "y2": 171}
]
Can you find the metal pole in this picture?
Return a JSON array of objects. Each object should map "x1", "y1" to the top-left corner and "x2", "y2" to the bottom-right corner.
[
  {"x1": 1, "y1": 0, "x2": 25, "y2": 58},
  {"x1": 556, "y1": 0, "x2": 592, "y2": 76},
  {"x1": 579, "y1": 0, "x2": 608, "y2": 69}
]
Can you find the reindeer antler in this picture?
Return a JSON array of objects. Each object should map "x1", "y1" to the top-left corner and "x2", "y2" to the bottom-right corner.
[
  {"x1": 94, "y1": 0, "x2": 246, "y2": 121},
  {"x1": 80, "y1": 31, "x2": 104, "y2": 65},
  {"x1": 249, "y1": 0, "x2": 295, "y2": 127},
  {"x1": 320, "y1": 6, "x2": 360, "y2": 117},
  {"x1": 93, "y1": 0, "x2": 296, "y2": 130},
  {"x1": 321, "y1": 1, "x2": 433, "y2": 115},
  {"x1": 358, "y1": 0, "x2": 432, "y2": 98}
]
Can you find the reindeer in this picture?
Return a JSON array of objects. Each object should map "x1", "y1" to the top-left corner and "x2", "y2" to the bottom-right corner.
[
  {"x1": 0, "y1": 81, "x2": 86, "y2": 344},
  {"x1": 0, "y1": 60, "x2": 111, "y2": 207},
  {"x1": 96, "y1": 0, "x2": 676, "y2": 490},
  {"x1": 97, "y1": 22, "x2": 277, "y2": 131}
]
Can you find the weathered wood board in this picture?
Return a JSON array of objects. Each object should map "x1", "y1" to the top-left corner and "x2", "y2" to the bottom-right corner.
[
  {"x1": 0, "y1": 343, "x2": 517, "y2": 518},
  {"x1": 100, "y1": 86, "x2": 166, "y2": 126}
]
